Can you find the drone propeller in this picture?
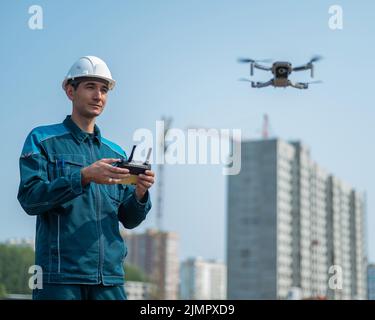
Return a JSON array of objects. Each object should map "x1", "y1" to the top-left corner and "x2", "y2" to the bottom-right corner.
[
  {"x1": 238, "y1": 78, "x2": 253, "y2": 83},
  {"x1": 237, "y1": 58, "x2": 255, "y2": 63},
  {"x1": 305, "y1": 80, "x2": 323, "y2": 85},
  {"x1": 309, "y1": 56, "x2": 322, "y2": 78},
  {"x1": 309, "y1": 55, "x2": 323, "y2": 63},
  {"x1": 292, "y1": 55, "x2": 323, "y2": 77},
  {"x1": 237, "y1": 58, "x2": 273, "y2": 63},
  {"x1": 258, "y1": 59, "x2": 273, "y2": 63}
]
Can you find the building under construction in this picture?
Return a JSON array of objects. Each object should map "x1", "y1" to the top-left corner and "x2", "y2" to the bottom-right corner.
[{"x1": 121, "y1": 228, "x2": 180, "y2": 300}]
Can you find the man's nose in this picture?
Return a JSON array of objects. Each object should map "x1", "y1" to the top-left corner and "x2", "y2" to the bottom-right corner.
[{"x1": 92, "y1": 88, "x2": 102, "y2": 100}]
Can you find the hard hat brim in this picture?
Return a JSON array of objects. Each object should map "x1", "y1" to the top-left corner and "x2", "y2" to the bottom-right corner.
[{"x1": 62, "y1": 75, "x2": 116, "y2": 90}]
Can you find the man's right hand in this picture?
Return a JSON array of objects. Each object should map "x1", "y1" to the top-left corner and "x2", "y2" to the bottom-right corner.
[{"x1": 80, "y1": 158, "x2": 130, "y2": 186}]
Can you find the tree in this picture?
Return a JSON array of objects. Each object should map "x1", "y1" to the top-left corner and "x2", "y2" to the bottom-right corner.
[
  {"x1": 123, "y1": 263, "x2": 163, "y2": 299},
  {"x1": 0, "y1": 283, "x2": 7, "y2": 299},
  {"x1": 0, "y1": 244, "x2": 35, "y2": 295},
  {"x1": 124, "y1": 263, "x2": 148, "y2": 282}
]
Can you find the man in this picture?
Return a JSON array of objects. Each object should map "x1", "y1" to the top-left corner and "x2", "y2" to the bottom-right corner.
[{"x1": 17, "y1": 56, "x2": 155, "y2": 300}]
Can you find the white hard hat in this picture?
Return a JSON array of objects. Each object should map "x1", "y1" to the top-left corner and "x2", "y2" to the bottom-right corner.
[{"x1": 62, "y1": 56, "x2": 116, "y2": 90}]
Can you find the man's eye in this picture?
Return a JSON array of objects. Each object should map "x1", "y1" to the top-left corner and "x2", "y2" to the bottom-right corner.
[{"x1": 101, "y1": 89, "x2": 108, "y2": 94}]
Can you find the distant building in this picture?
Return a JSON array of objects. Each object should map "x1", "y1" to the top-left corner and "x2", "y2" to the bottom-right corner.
[
  {"x1": 227, "y1": 139, "x2": 367, "y2": 300},
  {"x1": 287, "y1": 287, "x2": 302, "y2": 300},
  {"x1": 122, "y1": 228, "x2": 180, "y2": 299},
  {"x1": 180, "y1": 257, "x2": 226, "y2": 300},
  {"x1": 5, "y1": 237, "x2": 35, "y2": 250},
  {"x1": 125, "y1": 281, "x2": 156, "y2": 300},
  {"x1": 368, "y1": 264, "x2": 375, "y2": 300},
  {"x1": 4, "y1": 294, "x2": 32, "y2": 300}
]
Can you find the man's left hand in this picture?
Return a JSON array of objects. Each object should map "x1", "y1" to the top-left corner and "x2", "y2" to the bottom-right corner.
[{"x1": 135, "y1": 170, "x2": 155, "y2": 201}]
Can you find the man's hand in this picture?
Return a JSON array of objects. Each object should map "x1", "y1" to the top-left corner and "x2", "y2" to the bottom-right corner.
[
  {"x1": 81, "y1": 158, "x2": 130, "y2": 186},
  {"x1": 135, "y1": 170, "x2": 155, "y2": 201}
]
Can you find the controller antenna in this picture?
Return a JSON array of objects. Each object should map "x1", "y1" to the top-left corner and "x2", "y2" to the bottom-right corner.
[
  {"x1": 144, "y1": 148, "x2": 152, "y2": 165},
  {"x1": 128, "y1": 145, "x2": 136, "y2": 162}
]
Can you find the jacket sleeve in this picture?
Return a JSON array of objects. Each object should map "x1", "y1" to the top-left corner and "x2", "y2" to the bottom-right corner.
[
  {"x1": 118, "y1": 185, "x2": 152, "y2": 229},
  {"x1": 17, "y1": 130, "x2": 87, "y2": 216}
]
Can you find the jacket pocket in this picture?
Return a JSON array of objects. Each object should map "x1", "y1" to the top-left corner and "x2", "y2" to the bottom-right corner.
[
  {"x1": 101, "y1": 184, "x2": 127, "y2": 219},
  {"x1": 47, "y1": 154, "x2": 86, "y2": 179},
  {"x1": 102, "y1": 183, "x2": 125, "y2": 204}
]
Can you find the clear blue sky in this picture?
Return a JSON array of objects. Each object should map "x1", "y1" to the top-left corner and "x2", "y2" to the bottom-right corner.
[{"x1": 1, "y1": 0, "x2": 374, "y2": 263}]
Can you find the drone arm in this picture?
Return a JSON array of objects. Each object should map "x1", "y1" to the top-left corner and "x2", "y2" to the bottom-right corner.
[
  {"x1": 293, "y1": 63, "x2": 315, "y2": 77},
  {"x1": 254, "y1": 63, "x2": 272, "y2": 71},
  {"x1": 252, "y1": 79, "x2": 273, "y2": 88},
  {"x1": 292, "y1": 64, "x2": 310, "y2": 72},
  {"x1": 288, "y1": 80, "x2": 308, "y2": 89}
]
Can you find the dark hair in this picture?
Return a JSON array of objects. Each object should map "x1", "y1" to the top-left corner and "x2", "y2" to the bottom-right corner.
[
  {"x1": 67, "y1": 79, "x2": 80, "y2": 90},
  {"x1": 66, "y1": 77, "x2": 110, "y2": 91}
]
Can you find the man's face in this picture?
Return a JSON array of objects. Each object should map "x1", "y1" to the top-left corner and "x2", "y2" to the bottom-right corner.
[{"x1": 66, "y1": 80, "x2": 109, "y2": 118}]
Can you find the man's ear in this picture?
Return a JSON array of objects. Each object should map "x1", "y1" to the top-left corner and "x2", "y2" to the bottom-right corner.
[{"x1": 65, "y1": 84, "x2": 75, "y2": 101}]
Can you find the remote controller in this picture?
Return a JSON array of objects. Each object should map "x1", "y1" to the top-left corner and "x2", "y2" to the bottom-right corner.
[{"x1": 113, "y1": 145, "x2": 152, "y2": 184}]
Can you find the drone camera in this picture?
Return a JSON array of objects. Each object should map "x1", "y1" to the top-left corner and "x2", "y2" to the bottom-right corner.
[{"x1": 276, "y1": 67, "x2": 287, "y2": 77}]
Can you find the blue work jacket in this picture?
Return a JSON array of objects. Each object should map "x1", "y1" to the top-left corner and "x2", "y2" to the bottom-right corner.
[{"x1": 17, "y1": 115, "x2": 151, "y2": 285}]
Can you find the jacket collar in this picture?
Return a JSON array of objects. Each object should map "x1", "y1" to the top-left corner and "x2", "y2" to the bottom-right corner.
[{"x1": 63, "y1": 115, "x2": 102, "y2": 145}]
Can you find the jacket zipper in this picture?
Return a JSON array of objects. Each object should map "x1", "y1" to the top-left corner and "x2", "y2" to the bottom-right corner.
[
  {"x1": 57, "y1": 215, "x2": 61, "y2": 273},
  {"x1": 56, "y1": 159, "x2": 61, "y2": 273},
  {"x1": 88, "y1": 138, "x2": 104, "y2": 283}
]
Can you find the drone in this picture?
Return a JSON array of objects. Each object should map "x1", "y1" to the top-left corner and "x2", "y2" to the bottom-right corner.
[{"x1": 238, "y1": 55, "x2": 323, "y2": 89}]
